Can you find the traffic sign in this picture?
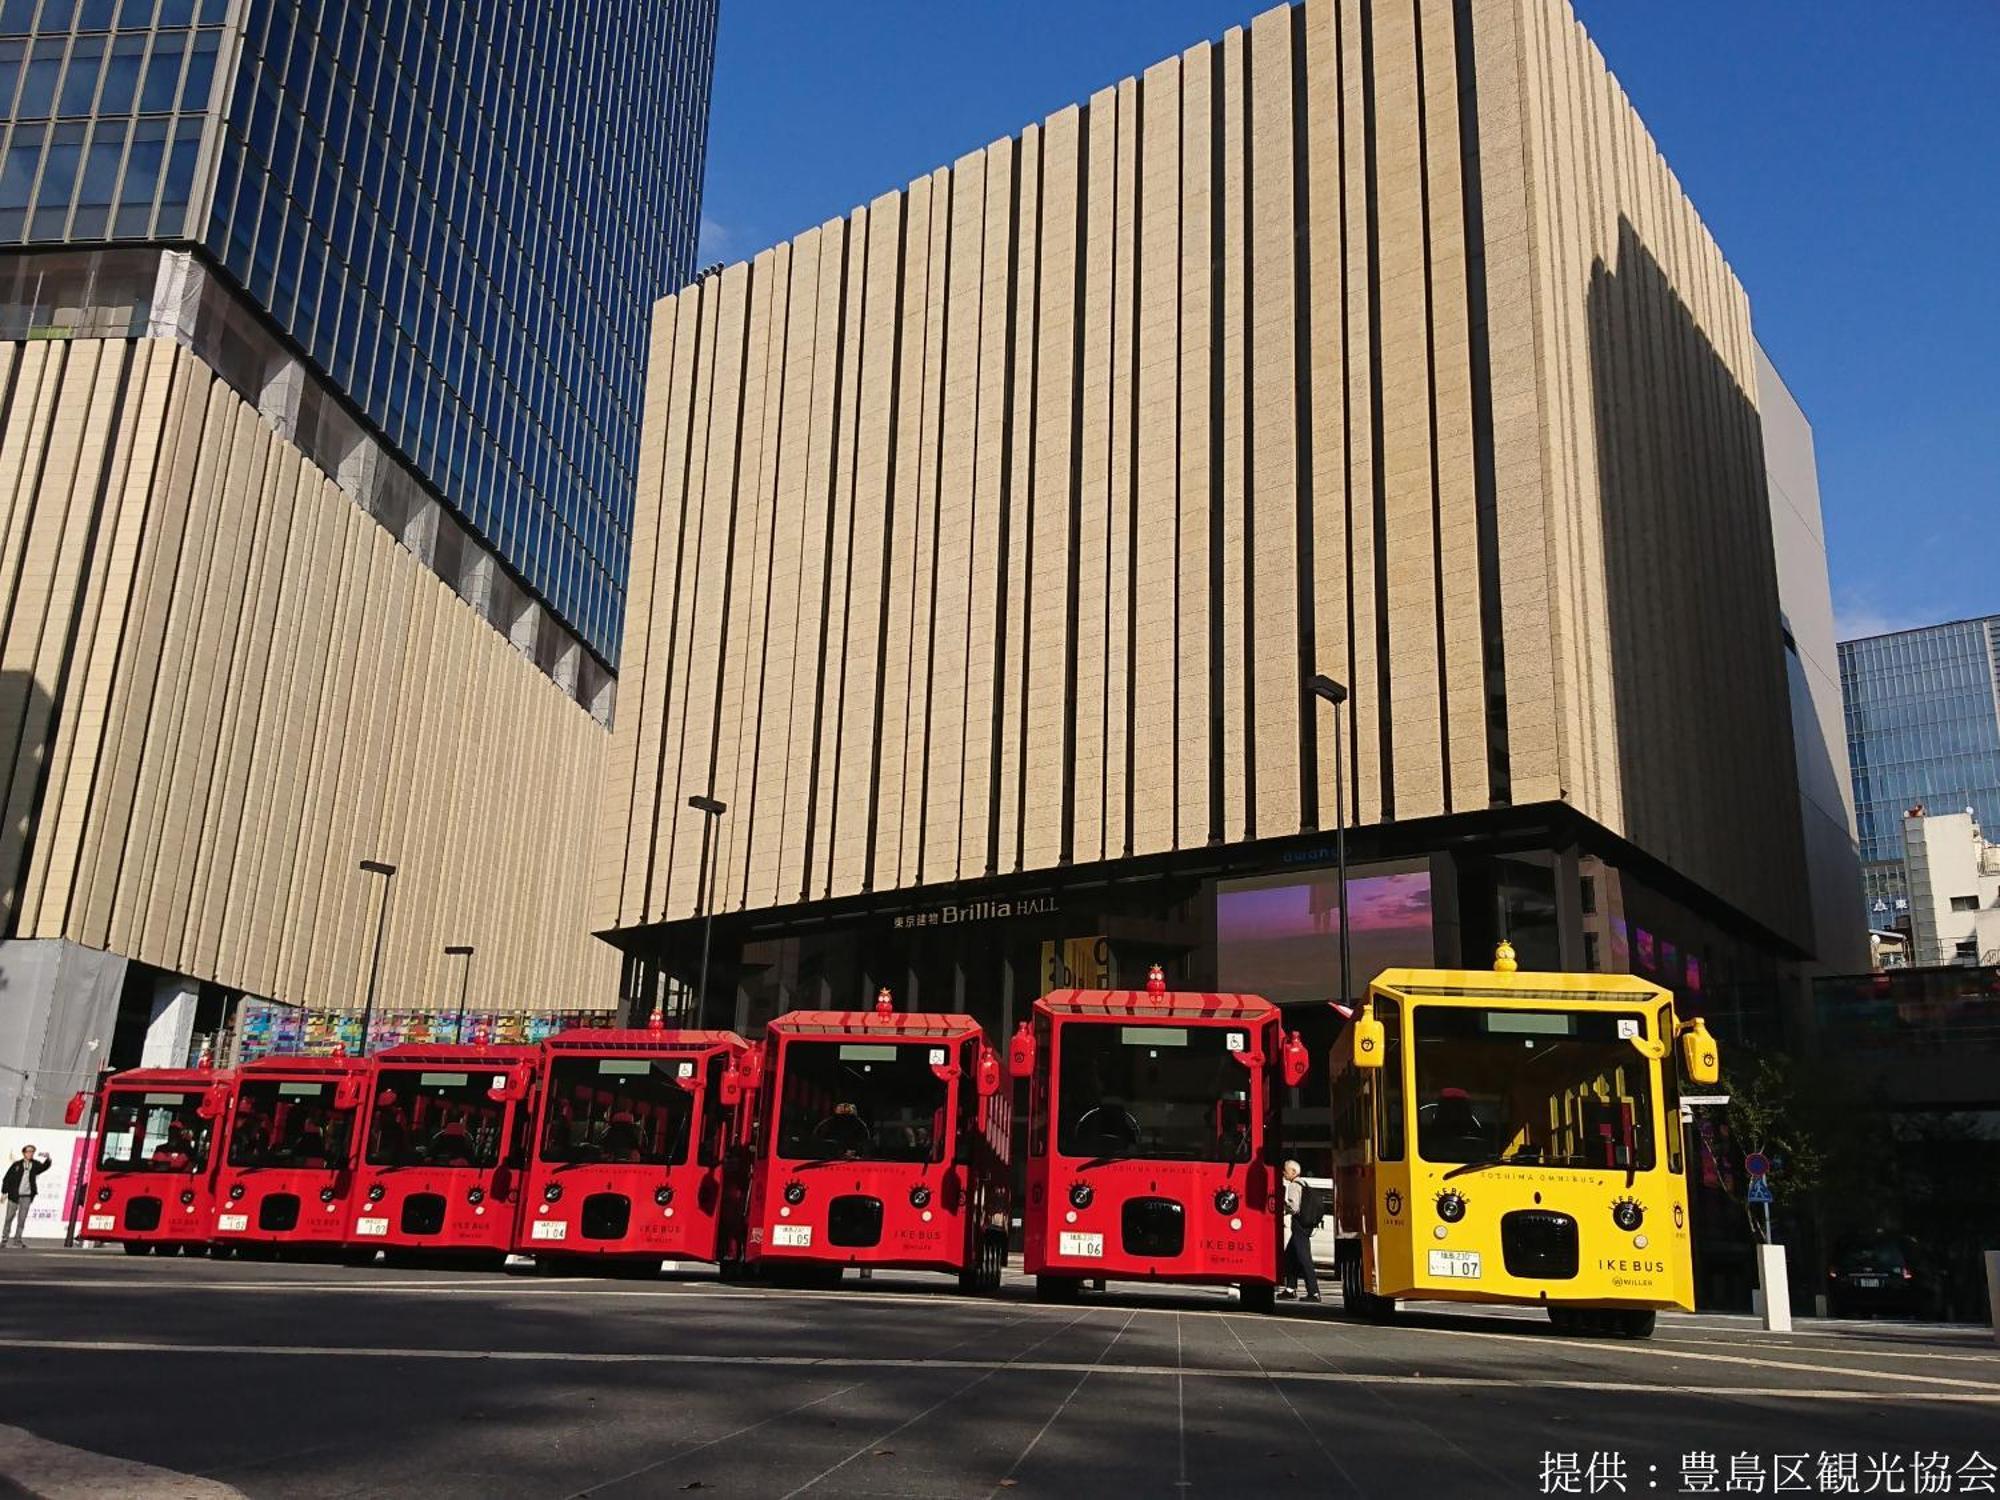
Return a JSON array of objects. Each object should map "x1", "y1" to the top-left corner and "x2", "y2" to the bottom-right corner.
[
  {"x1": 1744, "y1": 1151, "x2": 1770, "y2": 1178},
  {"x1": 1747, "y1": 1176, "x2": 1774, "y2": 1204}
]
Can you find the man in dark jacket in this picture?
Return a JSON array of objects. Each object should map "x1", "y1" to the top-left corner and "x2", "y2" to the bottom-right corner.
[{"x1": 3, "y1": 1145, "x2": 52, "y2": 1246}]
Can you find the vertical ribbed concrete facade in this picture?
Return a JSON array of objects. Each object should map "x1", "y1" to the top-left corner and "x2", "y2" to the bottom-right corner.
[{"x1": 596, "y1": 0, "x2": 1807, "y2": 954}]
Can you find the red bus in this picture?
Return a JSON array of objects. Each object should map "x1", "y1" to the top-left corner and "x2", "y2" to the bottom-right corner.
[
  {"x1": 1010, "y1": 967, "x2": 1308, "y2": 1310},
  {"x1": 211, "y1": 1054, "x2": 371, "y2": 1255},
  {"x1": 745, "y1": 993, "x2": 1010, "y2": 1291},
  {"x1": 518, "y1": 1022, "x2": 756, "y2": 1271},
  {"x1": 346, "y1": 1044, "x2": 540, "y2": 1267},
  {"x1": 80, "y1": 1066, "x2": 231, "y2": 1255}
]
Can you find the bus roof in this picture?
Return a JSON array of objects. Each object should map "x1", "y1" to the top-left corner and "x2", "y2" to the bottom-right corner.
[
  {"x1": 371, "y1": 1043, "x2": 540, "y2": 1066},
  {"x1": 1034, "y1": 989, "x2": 1277, "y2": 1021},
  {"x1": 105, "y1": 1067, "x2": 226, "y2": 1089},
  {"x1": 1369, "y1": 966, "x2": 1675, "y2": 1007},
  {"x1": 768, "y1": 1011, "x2": 984, "y2": 1040},
  {"x1": 541, "y1": 1028, "x2": 749, "y2": 1055},
  {"x1": 236, "y1": 1053, "x2": 373, "y2": 1075}
]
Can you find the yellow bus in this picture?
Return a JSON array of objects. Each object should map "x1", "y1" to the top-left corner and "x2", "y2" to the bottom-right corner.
[{"x1": 1326, "y1": 944, "x2": 1720, "y2": 1338}]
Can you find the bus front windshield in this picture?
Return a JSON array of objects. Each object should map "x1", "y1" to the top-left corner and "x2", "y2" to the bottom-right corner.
[
  {"x1": 539, "y1": 1057, "x2": 695, "y2": 1165},
  {"x1": 1413, "y1": 1006, "x2": 1656, "y2": 1172},
  {"x1": 367, "y1": 1070, "x2": 507, "y2": 1168},
  {"x1": 776, "y1": 1042, "x2": 948, "y2": 1163},
  {"x1": 1055, "y1": 1022, "x2": 1256, "y2": 1163},
  {"x1": 98, "y1": 1092, "x2": 211, "y2": 1172},
  {"x1": 227, "y1": 1080, "x2": 355, "y2": 1169}
]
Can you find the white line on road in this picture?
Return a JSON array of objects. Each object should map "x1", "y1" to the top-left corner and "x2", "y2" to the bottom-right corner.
[
  {"x1": 0, "y1": 1422, "x2": 247, "y2": 1500},
  {"x1": 3, "y1": 1336, "x2": 1994, "y2": 1404}
]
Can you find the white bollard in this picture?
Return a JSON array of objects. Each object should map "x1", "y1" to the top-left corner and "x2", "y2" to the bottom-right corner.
[
  {"x1": 1985, "y1": 1251, "x2": 2000, "y2": 1347},
  {"x1": 1757, "y1": 1244, "x2": 1792, "y2": 1333}
]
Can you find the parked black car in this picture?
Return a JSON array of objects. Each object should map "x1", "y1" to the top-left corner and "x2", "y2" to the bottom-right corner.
[{"x1": 1826, "y1": 1234, "x2": 1950, "y2": 1320}]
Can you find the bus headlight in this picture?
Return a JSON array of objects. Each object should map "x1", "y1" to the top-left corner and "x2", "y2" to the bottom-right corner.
[
  {"x1": 654, "y1": 1185, "x2": 674, "y2": 1207},
  {"x1": 96, "y1": 1186, "x2": 112, "y2": 1204},
  {"x1": 180, "y1": 1190, "x2": 196, "y2": 1207},
  {"x1": 467, "y1": 1187, "x2": 485, "y2": 1205},
  {"x1": 543, "y1": 1182, "x2": 563, "y2": 1203},
  {"x1": 1068, "y1": 1182, "x2": 1093, "y2": 1210},
  {"x1": 1611, "y1": 1198, "x2": 1644, "y2": 1232},
  {"x1": 783, "y1": 1181, "x2": 806, "y2": 1206},
  {"x1": 909, "y1": 1185, "x2": 932, "y2": 1209},
  {"x1": 1214, "y1": 1188, "x2": 1239, "y2": 1214},
  {"x1": 228, "y1": 1183, "x2": 245, "y2": 1201},
  {"x1": 319, "y1": 1187, "x2": 338, "y2": 1204},
  {"x1": 1435, "y1": 1189, "x2": 1467, "y2": 1224},
  {"x1": 367, "y1": 1183, "x2": 386, "y2": 1202}
]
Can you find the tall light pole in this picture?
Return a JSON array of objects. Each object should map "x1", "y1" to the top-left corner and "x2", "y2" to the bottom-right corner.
[
  {"x1": 1308, "y1": 674, "x2": 1353, "y2": 1015},
  {"x1": 444, "y1": 944, "x2": 475, "y2": 1041},
  {"x1": 357, "y1": 859, "x2": 398, "y2": 1056},
  {"x1": 687, "y1": 795, "x2": 726, "y2": 1026}
]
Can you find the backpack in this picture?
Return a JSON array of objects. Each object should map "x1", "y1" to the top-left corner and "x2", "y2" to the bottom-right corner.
[{"x1": 1296, "y1": 1183, "x2": 1327, "y2": 1232}]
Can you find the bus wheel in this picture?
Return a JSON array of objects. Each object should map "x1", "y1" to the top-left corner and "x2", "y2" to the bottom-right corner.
[
  {"x1": 121, "y1": 1242, "x2": 151, "y2": 1256},
  {"x1": 1548, "y1": 1306, "x2": 1581, "y2": 1334},
  {"x1": 1035, "y1": 1274, "x2": 1081, "y2": 1304},
  {"x1": 1613, "y1": 1310, "x2": 1656, "y2": 1339},
  {"x1": 1240, "y1": 1282, "x2": 1276, "y2": 1314},
  {"x1": 342, "y1": 1248, "x2": 379, "y2": 1268}
]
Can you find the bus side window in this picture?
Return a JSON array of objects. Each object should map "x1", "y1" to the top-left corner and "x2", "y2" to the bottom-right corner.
[
  {"x1": 1375, "y1": 998, "x2": 1405, "y2": 1162},
  {"x1": 1028, "y1": 1018, "x2": 1050, "y2": 1158},
  {"x1": 700, "y1": 1055, "x2": 727, "y2": 1166},
  {"x1": 1659, "y1": 1003, "x2": 1683, "y2": 1174}
]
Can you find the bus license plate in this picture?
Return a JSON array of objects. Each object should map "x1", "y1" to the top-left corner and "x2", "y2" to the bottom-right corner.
[
  {"x1": 530, "y1": 1220, "x2": 568, "y2": 1242},
  {"x1": 355, "y1": 1218, "x2": 389, "y2": 1237},
  {"x1": 218, "y1": 1214, "x2": 248, "y2": 1232},
  {"x1": 86, "y1": 1214, "x2": 115, "y2": 1231},
  {"x1": 772, "y1": 1224, "x2": 813, "y2": 1247},
  {"x1": 1059, "y1": 1232, "x2": 1104, "y2": 1259},
  {"x1": 1429, "y1": 1249, "x2": 1482, "y2": 1279}
]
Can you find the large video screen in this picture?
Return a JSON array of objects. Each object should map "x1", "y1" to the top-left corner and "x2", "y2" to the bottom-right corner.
[{"x1": 1216, "y1": 867, "x2": 1435, "y2": 1007}]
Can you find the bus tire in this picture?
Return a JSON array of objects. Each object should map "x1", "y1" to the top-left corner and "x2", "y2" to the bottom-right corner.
[
  {"x1": 341, "y1": 1248, "x2": 379, "y2": 1268},
  {"x1": 1240, "y1": 1281, "x2": 1276, "y2": 1314},
  {"x1": 121, "y1": 1241, "x2": 151, "y2": 1256},
  {"x1": 1035, "y1": 1274, "x2": 1081, "y2": 1304},
  {"x1": 1614, "y1": 1310, "x2": 1656, "y2": 1339}
]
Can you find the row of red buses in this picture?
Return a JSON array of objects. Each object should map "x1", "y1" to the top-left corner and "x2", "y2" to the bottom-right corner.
[{"x1": 77, "y1": 976, "x2": 1314, "y2": 1307}]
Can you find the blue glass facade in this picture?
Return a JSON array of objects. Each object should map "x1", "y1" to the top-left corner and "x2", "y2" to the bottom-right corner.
[
  {"x1": 1841, "y1": 616, "x2": 2000, "y2": 891},
  {"x1": 0, "y1": 0, "x2": 718, "y2": 665}
]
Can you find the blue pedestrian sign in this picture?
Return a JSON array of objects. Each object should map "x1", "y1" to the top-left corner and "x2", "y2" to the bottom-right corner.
[{"x1": 1747, "y1": 1176, "x2": 1773, "y2": 1204}]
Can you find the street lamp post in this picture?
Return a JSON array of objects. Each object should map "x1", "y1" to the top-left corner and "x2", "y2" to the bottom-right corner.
[
  {"x1": 357, "y1": 859, "x2": 398, "y2": 1056},
  {"x1": 687, "y1": 795, "x2": 727, "y2": 1027},
  {"x1": 1308, "y1": 674, "x2": 1353, "y2": 1014},
  {"x1": 444, "y1": 944, "x2": 475, "y2": 1041}
]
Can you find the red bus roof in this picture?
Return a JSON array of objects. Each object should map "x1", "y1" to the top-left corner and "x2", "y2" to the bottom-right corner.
[
  {"x1": 235, "y1": 1053, "x2": 374, "y2": 1075},
  {"x1": 1034, "y1": 989, "x2": 1278, "y2": 1021},
  {"x1": 542, "y1": 1027, "x2": 750, "y2": 1055},
  {"x1": 371, "y1": 1043, "x2": 540, "y2": 1067},
  {"x1": 105, "y1": 1067, "x2": 228, "y2": 1089},
  {"x1": 768, "y1": 1010, "x2": 985, "y2": 1040}
]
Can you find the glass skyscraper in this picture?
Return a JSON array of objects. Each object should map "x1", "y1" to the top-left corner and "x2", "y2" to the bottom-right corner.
[
  {"x1": 1840, "y1": 615, "x2": 2000, "y2": 912},
  {"x1": 0, "y1": 0, "x2": 718, "y2": 673}
]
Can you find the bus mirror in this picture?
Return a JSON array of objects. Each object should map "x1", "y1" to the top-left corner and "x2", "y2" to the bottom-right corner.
[
  {"x1": 1281, "y1": 1031, "x2": 1310, "y2": 1089},
  {"x1": 1351, "y1": 1012, "x2": 1386, "y2": 1070},
  {"x1": 334, "y1": 1078, "x2": 363, "y2": 1111},
  {"x1": 64, "y1": 1090, "x2": 87, "y2": 1126},
  {"x1": 976, "y1": 1045, "x2": 1001, "y2": 1098},
  {"x1": 1008, "y1": 1022, "x2": 1035, "y2": 1080},
  {"x1": 198, "y1": 1086, "x2": 229, "y2": 1121},
  {"x1": 1679, "y1": 1018, "x2": 1720, "y2": 1086},
  {"x1": 486, "y1": 1080, "x2": 517, "y2": 1105},
  {"x1": 740, "y1": 1044, "x2": 764, "y2": 1091},
  {"x1": 719, "y1": 1061, "x2": 744, "y2": 1109}
]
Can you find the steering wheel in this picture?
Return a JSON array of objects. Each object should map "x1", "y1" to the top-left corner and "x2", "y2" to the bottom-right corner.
[
  {"x1": 1075, "y1": 1105, "x2": 1139, "y2": 1152},
  {"x1": 812, "y1": 1113, "x2": 872, "y2": 1153}
]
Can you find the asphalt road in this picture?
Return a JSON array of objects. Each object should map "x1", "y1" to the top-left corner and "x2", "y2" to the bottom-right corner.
[{"x1": 0, "y1": 1248, "x2": 1995, "y2": 1498}]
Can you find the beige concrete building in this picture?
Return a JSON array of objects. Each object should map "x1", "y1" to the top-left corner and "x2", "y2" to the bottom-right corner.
[
  {"x1": 0, "y1": 260, "x2": 619, "y2": 1127},
  {"x1": 596, "y1": 0, "x2": 1838, "y2": 1060}
]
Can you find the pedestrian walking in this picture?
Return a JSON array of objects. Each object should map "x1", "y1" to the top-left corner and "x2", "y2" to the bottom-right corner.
[
  {"x1": 2, "y1": 1145, "x2": 52, "y2": 1247},
  {"x1": 1276, "y1": 1159, "x2": 1324, "y2": 1302}
]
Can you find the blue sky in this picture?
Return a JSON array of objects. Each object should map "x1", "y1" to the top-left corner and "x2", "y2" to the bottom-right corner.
[{"x1": 696, "y1": 2, "x2": 1997, "y2": 642}]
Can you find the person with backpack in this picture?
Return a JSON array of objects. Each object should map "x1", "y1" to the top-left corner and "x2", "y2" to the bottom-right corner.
[{"x1": 1277, "y1": 1159, "x2": 1325, "y2": 1302}]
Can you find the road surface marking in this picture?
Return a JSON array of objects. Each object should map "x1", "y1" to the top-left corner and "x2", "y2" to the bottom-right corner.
[
  {"x1": 988, "y1": 1310, "x2": 1142, "y2": 1497},
  {"x1": 0, "y1": 1423, "x2": 246, "y2": 1499},
  {"x1": 3, "y1": 1336, "x2": 1991, "y2": 1404}
]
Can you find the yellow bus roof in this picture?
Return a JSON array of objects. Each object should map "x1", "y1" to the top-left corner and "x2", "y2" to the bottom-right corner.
[{"x1": 1369, "y1": 966, "x2": 1675, "y2": 1008}]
